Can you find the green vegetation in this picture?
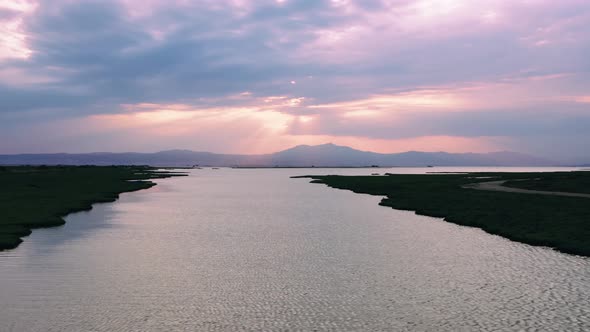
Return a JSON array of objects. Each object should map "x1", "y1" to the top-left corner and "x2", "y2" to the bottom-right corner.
[
  {"x1": 504, "y1": 171, "x2": 590, "y2": 194},
  {"x1": 298, "y1": 171, "x2": 590, "y2": 256},
  {"x1": 0, "y1": 166, "x2": 186, "y2": 251}
]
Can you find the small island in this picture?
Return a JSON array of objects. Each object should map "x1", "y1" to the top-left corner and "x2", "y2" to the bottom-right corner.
[
  {"x1": 0, "y1": 166, "x2": 186, "y2": 251},
  {"x1": 297, "y1": 171, "x2": 590, "y2": 257}
]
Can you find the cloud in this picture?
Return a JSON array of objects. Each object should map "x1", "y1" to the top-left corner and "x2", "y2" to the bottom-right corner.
[{"x1": 0, "y1": 0, "x2": 589, "y2": 161}]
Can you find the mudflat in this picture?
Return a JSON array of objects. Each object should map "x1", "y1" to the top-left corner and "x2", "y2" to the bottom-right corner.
[{"x1": 464, "y1": 180, "x2": 590, "y2": 198}]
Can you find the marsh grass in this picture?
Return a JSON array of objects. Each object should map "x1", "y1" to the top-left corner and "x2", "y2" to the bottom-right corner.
[
  {"x1": 0, "y1": 166, "x2": 186, "y2": 250},
  {"x1": 300, "y1": 171, "x2": 590, "y2": 256}
]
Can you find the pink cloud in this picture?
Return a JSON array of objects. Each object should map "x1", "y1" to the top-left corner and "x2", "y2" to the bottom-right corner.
[
  {"x1": 2, "y1": 0, "x2": 589, "y2": 160},
  {"x1": 64, "y1": 99, "x2": 507, "y2": 154},
  {"x1": 0, "y1": 0, "x2": 36, "y2": 60}
]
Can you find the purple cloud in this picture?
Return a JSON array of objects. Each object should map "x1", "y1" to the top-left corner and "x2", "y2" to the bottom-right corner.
[{"x1": 0, "y1": 0, "x2": 589, "y2": 162}]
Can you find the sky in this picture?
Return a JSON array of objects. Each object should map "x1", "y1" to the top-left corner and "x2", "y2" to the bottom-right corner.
[{"x1": 0, "y1": 0, "x2": 589, "y2": 162}]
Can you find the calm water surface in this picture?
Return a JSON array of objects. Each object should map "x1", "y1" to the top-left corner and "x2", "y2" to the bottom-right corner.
[{"x1": 1, "y1": 167, "x2": 589, "y2": 331}]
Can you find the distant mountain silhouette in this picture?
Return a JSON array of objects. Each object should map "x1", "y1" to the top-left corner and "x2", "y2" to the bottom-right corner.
[
  {"x1": 267, "y1": 144, "x2": 556, "y2": 167},
  {"x1": 0, "y1": 143, "x2": 558, "y2": 167}
]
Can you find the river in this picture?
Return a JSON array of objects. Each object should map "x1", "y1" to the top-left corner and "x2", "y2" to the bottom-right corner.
[{"x1": 1, "y1": 167, "x2": 588, "y2": 331}]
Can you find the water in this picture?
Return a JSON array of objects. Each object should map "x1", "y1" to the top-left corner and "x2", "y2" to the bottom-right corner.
[{"x1": 1, "y1": 167, "x2": 588, "y2": 331}]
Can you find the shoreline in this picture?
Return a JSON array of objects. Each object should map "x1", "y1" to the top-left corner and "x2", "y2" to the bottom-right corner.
[
  {"x1": 0, "y1": 166, "x2": 187, "y2": 251},
  {"x1": 464, "y1": 180, "x2": 590, "y2": 199},
  {"x1": 298, "y1": 171, "x2": 590, "y2": 257}
]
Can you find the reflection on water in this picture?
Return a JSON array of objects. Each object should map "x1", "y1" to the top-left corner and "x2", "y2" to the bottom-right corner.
[{"x1": 0, "y1": 168, "x2": 588, "y2": 331}]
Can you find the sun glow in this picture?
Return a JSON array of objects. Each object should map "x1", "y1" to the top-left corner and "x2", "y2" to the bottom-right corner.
[
  {"x1": 309, "y1": 90, "x2": 464, "y2": 113},
  {"x1": 93, "y1": 103, "x2": 293, "y2": 133},
  {"x1": 298, "y1": 115, "x2": 314, "y2": 123},
  {"x1": 414, "y1": 0, "x2": 464, "y2": 17},
  {"x1": 0, "y1": 0, "x2": 35, "y2": 60}
]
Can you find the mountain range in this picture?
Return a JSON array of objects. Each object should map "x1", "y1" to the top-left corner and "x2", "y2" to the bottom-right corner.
[{"x1": 0, "y1": 143, "x2": 562, "y2": 167}]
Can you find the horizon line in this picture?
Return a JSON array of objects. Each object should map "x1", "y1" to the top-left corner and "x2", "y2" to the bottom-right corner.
[{"x1": 0, "y1": 143, "x2": 538, "y2": 157}]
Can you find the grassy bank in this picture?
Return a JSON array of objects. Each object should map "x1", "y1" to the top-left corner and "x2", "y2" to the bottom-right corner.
[
  {"x1": 503, "y1": 171, "x2": 590, "y2": 194},
  {"x1": 298, "y1": 171, "x2": 590, "y2": 257},
  {"x1": 0, "y1": 165, "x2": 186, "y2": 251}
]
